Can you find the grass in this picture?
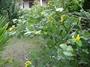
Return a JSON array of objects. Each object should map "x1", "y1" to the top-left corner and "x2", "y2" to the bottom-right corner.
[{"x1": 0, "y1": 36, "x2": 46, "y2": 67}]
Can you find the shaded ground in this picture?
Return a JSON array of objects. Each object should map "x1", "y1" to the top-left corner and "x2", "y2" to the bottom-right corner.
[{"x1": 1, "y1": 37, "x2": 46, "y2": 67}]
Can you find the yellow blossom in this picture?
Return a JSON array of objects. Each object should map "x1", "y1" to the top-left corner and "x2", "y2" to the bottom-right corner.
[
  {"x1": 47, "y1": 2, "x2": 50, "y2": 5},
  {"x1": 25, "y1": 60, "x2": 32, "y2": 67},
  {"x1": 76, "y1": 34, "x2": 80, "y2": 41},
  {"x1": 70, "y1": 54, "x2": 73, "y2": 56},
  {"x1": 72, "y1": 35, "x2": 75, "y2": 39},
  {"x1": 12, "y1": 25, "x2": 15, "y2": 28},
  {"x1": 2, "y1": 8, "x2": 3, "y2": 9},
  {"x1": 9, "y1": 27, "x2": 13, "y2": 31},
  {"x1": 25, "y1": 64, "x2": 28, "y2": 67},
  {"x1": 47, "y1": 16, "x2": 51, "y2": 22},
  {"x1": 25, "y1": 60, "x2": 32, "y2": 65},
  {"x1": 35, "y1": 31, "x2": 41, "y2": 35},
  {"x1": 60, "y1": 15, "x2": 65, "y2": 22},
  {"x1": 72, "y1": 34, "x2": 80, "y2": 41}
]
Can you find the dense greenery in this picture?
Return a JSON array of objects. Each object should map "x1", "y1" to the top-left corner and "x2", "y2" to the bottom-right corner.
[
  {"x1": 0, "y1": 0, "x2": 90, "y2": 67},
  {"x1": 7, "y1": 0, "x2": 90, "y2": 67},
  {"x1": 0, "y1": 2, "x2": 21, "y2": 66},
  {"x1": 0, "y1": 16, "x2": 11, "y2": 67},
  {"x1": 0, "y1": 16, "x2": 8, "y2": 46},
  {"x1": 0, "y1": 0, "x2": 22, "y2": 25},
  {"x1": 83, "y1": 0, "x2": 90, "y2": 10}
]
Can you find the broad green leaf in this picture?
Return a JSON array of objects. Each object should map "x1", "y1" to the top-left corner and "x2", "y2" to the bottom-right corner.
[
  {"x1": 57, "y1": 49, "x2": 64, "y2": 60},
  {"x1": 63, "y1": 51, "x2": 72, "y2": 56},
  {"x1": 0, "y1": 23, "x2": 8, "y2": 36},
  {"x1": 76, "y1": 40, "x2": 82, "y2": 47},
  {"x1": 66, "y1": 46, "x2": 74, "y2": 52},
  {"x1": 60, "y1": 44, "x2": 67, "y2": 50},
  {"x1": 82, "y1": 49, "x2": 89, "y2": 54}
]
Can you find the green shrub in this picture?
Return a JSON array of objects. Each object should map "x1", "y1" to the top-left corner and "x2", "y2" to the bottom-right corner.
[
  {"x1": 0, "y1": 16, "x2": 9, "y2": 47},
  {"x1": 0, "y1": 0, "x2": 22, "y2": 22},
  {"x1": 8, "y1": 0, "x2": 90, "y2": 67},
  {"x1": 28, "y1": 1, "x2": 90, "y2": 67},
  {"x1": 0, "y1": 16, "x2": 11, "y2": 67}
]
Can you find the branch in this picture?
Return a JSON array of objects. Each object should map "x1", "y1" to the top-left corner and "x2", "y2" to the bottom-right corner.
[{"x1": 62, "y1": 25, "x2": 74, "y2": 41}]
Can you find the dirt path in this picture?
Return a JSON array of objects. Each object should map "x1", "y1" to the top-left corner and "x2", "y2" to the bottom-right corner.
[{"x1": 1, "y1": 37, "x2": 45, "y2": 67}]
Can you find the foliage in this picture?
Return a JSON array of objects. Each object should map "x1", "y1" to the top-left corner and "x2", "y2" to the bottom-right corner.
[
  {"x1": 7, "y1": 0, "x2": 90, "y2": 67},
  {"x1": 0, "y1": 0, "x2": 22, "y2": 23},
  {"x1": 83, "y1": 0, "x2": 90, "y2": 10},
  {"x1": 8, "y1": 5, "x2": 47, "y2": 38},
  {"x1": 0, "y1": 16, "x2": 11, "y2": 67},
  {"x1": 64, "y1": 0, "x2": 84, "y2": 12},
  {"x1": 0, "y1": 16, "x2": 9, "y2": 50}
]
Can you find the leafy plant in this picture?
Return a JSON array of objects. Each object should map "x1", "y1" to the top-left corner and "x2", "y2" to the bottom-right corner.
[
  {"x1": 7, "y1": 0, "x2": 90, "y2": 67},
  {"x1": 28, "y1": 1, "x2": 90, "y2": 67},
  {"x1": 0, "y1": 16, "x2": 11, "y2": 67},
  {"x1": 0, "y1": 16, "x2": 9, "y2": 49},
  {"x1": 0, "y1": 0, "x2": 22, "y2": 24}
]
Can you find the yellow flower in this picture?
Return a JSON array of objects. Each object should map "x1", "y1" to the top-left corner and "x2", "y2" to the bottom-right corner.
[
  {"x1": 35, "y1": 31, "x2": 41, "y2": 35},
  {"x1": 25, "y1": 64, "x2": 28, "y2": 67},
  {"x1": 9, "y1": 27, "x2": 13, "y2": 31},
  {"x1": 72, "y1": 35, "x2": 75, "y2": 39},
  {"x1": 76, "y1": 34, "x2": 80, "y2": 41},
  {"x1": 72, "y1": 34, "x2": 80, "y2": 41},
  {"x1": 12, "y1": 25, "x2": 15, "y2": 28},
  {"x1": 47, "y1": 16, "x2": 51, "y2": 22},
  {"x1": 47, "y1": 2, "x2": 50, "y2": 5},
  {"x1": 60, "y1": 15, "x2": 65, "y2": 22},
  {"x1": 25, "y1": 60, "x2": 32, "y2": 67},
  {"x1": 2, "y1": 8, "x2": 3, "y2": 9},
  {"x1": 70, "y1": 54, "x2": 73, "y2": 56},
  {"x1": 25, "y1": 60, "x2": 32, "y2": 65}
]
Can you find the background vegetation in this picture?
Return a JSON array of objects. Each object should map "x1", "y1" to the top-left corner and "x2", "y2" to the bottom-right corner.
[{"x1": 0, "y1": 0, "x2": 90, "y2": 67}]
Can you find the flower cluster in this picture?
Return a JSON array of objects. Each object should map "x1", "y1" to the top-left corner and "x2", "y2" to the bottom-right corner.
[
  {"x1": 72, "y1": 34, "x2": 80, "y2": 41},
  {"x1": 9, "y1": 25, "x2": 15, "y2": 31},
  {"x1": 25, "y1": 60, "x2": 32, "y2": 67}
]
